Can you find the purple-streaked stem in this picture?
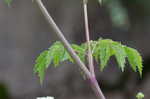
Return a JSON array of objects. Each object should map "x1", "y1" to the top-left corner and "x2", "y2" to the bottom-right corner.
[
  {"x1": 83, "y1": 0, "x2": 106, "y2": 99},
  {"x1": 83, "y1": 0, "x2": 95, "y2": 77}
]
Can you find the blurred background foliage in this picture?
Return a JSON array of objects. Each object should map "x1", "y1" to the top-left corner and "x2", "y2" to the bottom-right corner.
[
  {"x1": 0, "y1": 83, "x2": 10, "y2": 99},
  {"x1": 4, "y1": 0, "x2": 150, "y2": 29}
]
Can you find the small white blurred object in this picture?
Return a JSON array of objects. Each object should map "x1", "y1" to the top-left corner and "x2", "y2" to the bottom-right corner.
[{"x1": 37, "y1": 96, "x2": 54, "y2": 99}]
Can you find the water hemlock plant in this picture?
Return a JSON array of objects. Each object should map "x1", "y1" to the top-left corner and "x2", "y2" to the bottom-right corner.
[
  {"x1": 33, "y1": 0, "x2": 143, "y2": 99},
  {"x1": 4, "y1": 0, "x2": 144, "y2": 99}
]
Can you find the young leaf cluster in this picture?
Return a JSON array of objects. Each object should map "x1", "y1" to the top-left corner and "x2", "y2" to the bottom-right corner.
[
  {"x1": 34, "y1": 39, "x2": 143, "y2": 83},
  {"x1": 90, "y1": 39, "x2": 142, "y2": 75},
  {"x1": 34, "y1": 42, "x2": 86, "y2": 83}
]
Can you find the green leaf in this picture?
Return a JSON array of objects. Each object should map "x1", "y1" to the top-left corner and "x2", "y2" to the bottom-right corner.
[
  {"x1": 111, "y1": 42, "x2": 127, "y2": 71},
  {"x1": 91, "y1": 39, "x2": 143, "y2": 74},
  {"x1": 34, "y1": 41, "x2": 69, "y2": 83},
  {"x1": 125, "y1": 47, "x2": 143, "y2": 76},
  {"x1": 92, "y1": 41, "x2": 101, "y2": 62},
  {"x1": 61, "y1": 51, "x2": 70, "y2": 62},
  {"x1": 34, "y1": 50, "x2": 50, "y2": 84},
  {"x1": 72, "y1": 44, "x2": 86, "y2": 62},
  {"x1": 99, "y1": 39, "x2": 113, "y2": 70},
  {"x1": 34, "y1": 39, "x2": 143, "y2": 84},
  {"x1": 48, "y1": 42, "x2": 68, "y2": 66}
]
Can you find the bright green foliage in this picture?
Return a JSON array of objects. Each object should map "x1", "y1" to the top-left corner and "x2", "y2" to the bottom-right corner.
[
  {"x1": 98, "y1": 39, "x2": 113, "y2": 70},
  {"x1": 136, "y1": 92, "x2": 144, "y2": 99},
  {"x1": 34, "y1": 39, "x2": 143, "y2": 83},
  {"x1": 4, "y1": 0, "x2": 12, "y2": 6},
  {"x1": 34, "y1": 42, "x2": 68, "y2": 83},
  {"x1": 91, "y1": 39, "x2": 127, "y2": 71},
  {"x1": 48, "y1": 42, "x2": 66, "y2": 66},
  {"x1": 111, "y1": 41, "x2": 126, "y2": 71},
  {"x1": 124, "y1": 46, "x2": 143, "y2": 76},
  {"x1": 34, "y1": 50, "x2": 50, "y2": 83},
  {"x1": 72, "y1": 44, "x2": 87, "y2": 62}
]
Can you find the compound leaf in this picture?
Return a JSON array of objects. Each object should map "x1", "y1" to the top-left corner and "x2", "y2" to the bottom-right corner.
[{"x1": 34, "y1": 39, "x2": 143, "y2": 83}]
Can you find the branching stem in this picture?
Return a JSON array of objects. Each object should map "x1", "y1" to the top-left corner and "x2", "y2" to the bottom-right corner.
[
  {"x1": 83, "y1": 0, "x2": 106, "y2": 99},
  {"x1": 35, "y1": 0, "x2": 91, "y2": 78},
  {"x1": 35, "y1": 0, "x2": 106, "y2": 99},
  {"x1": 83, "y1": 0, "x2": 95, "y2": 77}
]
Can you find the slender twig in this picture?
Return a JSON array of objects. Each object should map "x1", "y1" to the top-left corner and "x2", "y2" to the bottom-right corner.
[
  {"x1": 35, "y1": 0, "x2": 91, "y2": 78},
  {"x1": 83, "y1": 0, "x2": 95, "y2": 77},
  {"x1": 83, "y1": 0, "x2": 106, "y2": 99},
  {"x1": 35, "y1": 0, "x2": 106, "y2": 99}
]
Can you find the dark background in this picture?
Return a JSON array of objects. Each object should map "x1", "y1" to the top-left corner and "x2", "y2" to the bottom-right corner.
[{"x1": 0, "y1": 0, "x2": 150, "y2": 99}]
